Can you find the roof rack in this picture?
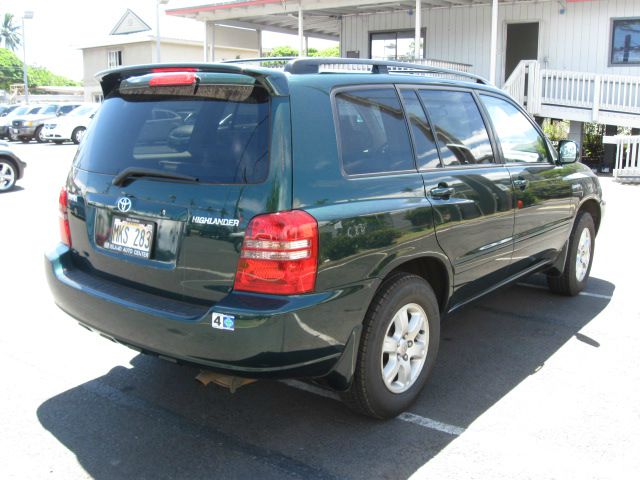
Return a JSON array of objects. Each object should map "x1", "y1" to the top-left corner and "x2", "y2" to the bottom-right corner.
[
  {"x1": 223, "y1": 57, "x2": 488, "y2": 85},
  {"x1": 288, "y1": 58, "x2": 488, "y2": 84},
  {"x1": 222, "y1": 57, "x2": 296, "y2": 67}
]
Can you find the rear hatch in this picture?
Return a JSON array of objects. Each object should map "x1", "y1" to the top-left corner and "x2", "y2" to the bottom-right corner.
[{"x1": 65, "y1": 65, "x2": 292, "y2": 304}]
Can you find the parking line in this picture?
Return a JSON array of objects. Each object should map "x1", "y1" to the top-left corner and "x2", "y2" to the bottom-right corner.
[
  {"x1": 280, "y1": 380, "x2": 465, "y2": 436},
  {"x1": 396, "y1": 412, "x2": 465, "y2": 436},
  {"x1": 517, "y1": 283, "x2": 612, "y2": 300},
  {"x1": 578, "y1": 291, "x2": 613, "y2": 300},
  {"x1": 280, "y1": 379, "x2": 341, "y2": 401}
]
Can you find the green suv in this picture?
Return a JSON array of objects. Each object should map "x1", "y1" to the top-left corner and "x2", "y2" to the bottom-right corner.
[{"x1": 46, "y1": 58, "x2": 604, "y2": 418}]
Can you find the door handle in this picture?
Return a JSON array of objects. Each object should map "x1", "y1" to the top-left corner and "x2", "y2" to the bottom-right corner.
[
  {"x1": 430, "y1": 184, "x2": 455, "y2": 199},
  {"x1": 513, "y1": 178, "x2": 528, "y2": 191}
]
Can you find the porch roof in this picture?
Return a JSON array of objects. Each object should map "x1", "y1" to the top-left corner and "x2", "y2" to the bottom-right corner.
[{"x1": 166, "y1": 0, "x2": 547, "y2": 40}]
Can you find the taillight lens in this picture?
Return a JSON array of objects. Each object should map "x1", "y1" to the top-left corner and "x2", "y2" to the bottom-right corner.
[
  {"x1": 149, "y1": 72, "x2": 196, "y2": 87},
  {"x1": 59, "y1": 187, "x2": 71, "y2": 247},
  {"x1": 234, "y1": 210, "x2": 318, "y2": 295}
]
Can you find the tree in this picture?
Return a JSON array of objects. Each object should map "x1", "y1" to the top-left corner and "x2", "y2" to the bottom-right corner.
[
  {"x1": 267, "y1": 46, "x2": 298, "y2": 58},
  {"x1": 0, "y1": 47, "x2": 23, "y2": 90},
  {"x1": 1, "y1": 13, "x2": 21, "y2": 51},
  {"x1": 0, "y1": 47, "x2": 80, "y2": 90},
  {"x1": 266, "y1": 45, "x2": 340, "y2": 58}
]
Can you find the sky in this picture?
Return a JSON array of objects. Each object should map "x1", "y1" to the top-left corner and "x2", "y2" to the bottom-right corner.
[{"x1": 2, "y1": 0, "x2": 337, "y2": 81}]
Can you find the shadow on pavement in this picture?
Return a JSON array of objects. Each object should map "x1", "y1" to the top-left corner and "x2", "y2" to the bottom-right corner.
[
  {"x1": 37, "y1": 275, "x2": 614, "y2": 479},
  {"x1": 2, "y1": 185, "x2": 24, "y2": 193}
]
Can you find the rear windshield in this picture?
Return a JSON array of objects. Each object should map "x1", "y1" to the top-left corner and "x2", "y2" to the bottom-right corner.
[{"x1": 76, "y1": 87, "x2": 270, "y2": 184}]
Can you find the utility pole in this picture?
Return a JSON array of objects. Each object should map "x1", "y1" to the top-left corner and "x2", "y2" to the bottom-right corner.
[
  {"x1": 22, "y1": 11, "x2": 34, "y2": 104},
  {"x1": 156, "y1": 0, "x2": 170, "y2": 63}
]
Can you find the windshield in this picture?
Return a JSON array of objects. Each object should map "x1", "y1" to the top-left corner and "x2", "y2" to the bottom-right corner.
[
  {"x1": 69, "y1": 105, "x2": 95, "y2": 117},
  {"x1": 27, "y1": 107, "x2": 41, "y2": 114},
  {"x1": 12, "y1": 107, "x2": 29, "y2": 116},
  {"x1": 41, "y1": 105, "x2": 58, "y2": 115},
  {"x1": 76, "y1": 87, "x2": 270, "y2": 184}
]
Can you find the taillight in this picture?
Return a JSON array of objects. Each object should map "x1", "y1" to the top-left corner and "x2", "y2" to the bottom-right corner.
[
  {"x1": 59, "y1": 187, "x2": 71, "y2": 247},
  {"x1": 234, "y1": 211, "x2": 318, "y2": 295},
  {"x1": 149, "y1": 72, "x2": 196, "y2": 87}
]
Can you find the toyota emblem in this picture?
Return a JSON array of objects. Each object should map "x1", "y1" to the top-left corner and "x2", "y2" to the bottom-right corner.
[{"x1": 117, "y1": 197, "x2": 132, "y2": 213}]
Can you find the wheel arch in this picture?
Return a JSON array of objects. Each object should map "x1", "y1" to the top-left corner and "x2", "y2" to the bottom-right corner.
[
  {"x1": 577, "y1": 197, "x2": 602, "y2": 234},
  {"x1": 379, "y1": 254, "x2": 452, "y2": 314},
  {"x1": 0, "y1": 154, "x2": 21, "y2": 179}
]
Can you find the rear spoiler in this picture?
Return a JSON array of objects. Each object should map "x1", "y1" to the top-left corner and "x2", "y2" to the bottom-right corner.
[{"x1": 96, "y1": 63, "x2": 290, "y2": 98}]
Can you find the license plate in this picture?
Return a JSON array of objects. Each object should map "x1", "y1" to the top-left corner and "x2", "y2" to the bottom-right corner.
[{"x1": 105, "y1": 217, "x2": 155, "y2": 259}]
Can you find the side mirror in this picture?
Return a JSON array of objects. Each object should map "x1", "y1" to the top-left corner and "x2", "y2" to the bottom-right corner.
[
  {"x1": 558, "y1": 140, "x2": 579, "y2": 164},
  {"x1": 56, "y1": 111, "x2": 63, "y2": 117}
]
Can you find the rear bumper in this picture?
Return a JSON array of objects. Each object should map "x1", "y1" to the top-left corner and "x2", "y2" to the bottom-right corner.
[{"x1": 45, "y1": 244, "x2": 373, "y2": 384}]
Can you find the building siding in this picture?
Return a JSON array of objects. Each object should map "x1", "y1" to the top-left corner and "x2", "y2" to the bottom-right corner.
[
  {"x1": 341, "y1": 0, "x2": 640, "y2": 84},
  {"x1": 81, "y1": 25, "x2": 259, "y2": 102}
]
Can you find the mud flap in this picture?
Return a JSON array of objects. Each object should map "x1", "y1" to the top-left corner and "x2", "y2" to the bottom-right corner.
[{"x1": 317, "y1": 325, "x2": 362, "y2": 392}]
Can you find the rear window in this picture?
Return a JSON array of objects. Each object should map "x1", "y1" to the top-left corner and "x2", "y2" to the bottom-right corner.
[{"x1": 76, "y1": 86, "x2": 270, "y2": 184}]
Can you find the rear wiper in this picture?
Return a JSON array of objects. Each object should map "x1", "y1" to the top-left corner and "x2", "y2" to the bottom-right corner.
[{"x1": 112, "y1": 167, "x2": 199, "y2": 186}]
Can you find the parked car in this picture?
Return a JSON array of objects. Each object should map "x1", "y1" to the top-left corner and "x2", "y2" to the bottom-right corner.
[
  {"x1": 45, "y1": 59, "x2": 604, "y2": 419},
  {"x1": 0, "y1": 105, "x2": 31, "y2": 140},
  {"x1": 43, "y1": 104, "x2": 100, "y2": 144},
  {"x1": 0, "y1": 141, "x2": 27, "y2": 192},
  {"x1": 0, "y1": 104, "x2": 20, "y2": 117},
  {"x1": 11, "y1": 103, "x2": 80, "y2": 143}
]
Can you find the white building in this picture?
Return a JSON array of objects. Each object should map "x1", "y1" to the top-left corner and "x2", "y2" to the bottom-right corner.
[
  {"x1": 166, "y1": 0, "x2": 640, "y2": 137},
  {"x1": 79, "y1": 9, "x2": 260, "y2": 102}
]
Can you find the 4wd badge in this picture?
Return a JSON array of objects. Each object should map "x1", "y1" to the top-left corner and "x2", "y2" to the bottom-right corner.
[{"x1": 211, "y1": 313, "x2": 235, "y2": 331}]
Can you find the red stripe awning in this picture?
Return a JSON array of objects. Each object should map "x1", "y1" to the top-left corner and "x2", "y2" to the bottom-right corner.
[{"x1": 167, "y1": 0, "x2": 285, "y2": 16}]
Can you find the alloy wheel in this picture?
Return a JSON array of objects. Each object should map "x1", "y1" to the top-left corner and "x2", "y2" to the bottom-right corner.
[
  {"x1": 0, "y1": 162, "x2": 16, "y2": 191},
  {"x1": 575, "y1": 227, "x2": 591, "y2": 282},
  {"x1": 380, "y1": 303, "x2": 429, "y2": 394}
]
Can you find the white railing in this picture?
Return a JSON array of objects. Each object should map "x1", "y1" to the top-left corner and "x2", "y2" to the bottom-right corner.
[
  {"x1": 502, "y1": 60, "x2": 537, "y2": 106},
  {"x1": 600, "y1": 74, "x2": 640, "y2": 114},
  {"x1": 414, "y1": 58, "x2": 472, "y2": 73},
  {"x1": 604, "y1": 135, "x2": 640, "y2": 182},
  {"x1": 504, "y1": 60, "x2": 640, "y2": 127}
]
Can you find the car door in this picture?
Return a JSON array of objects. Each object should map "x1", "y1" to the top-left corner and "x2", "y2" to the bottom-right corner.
[
  {"x1": 478, "y1": 94, "x2": 573, "y2": 274},
  {"x1": 401, "y1": 87, "x2": 515, "y2": 307}
]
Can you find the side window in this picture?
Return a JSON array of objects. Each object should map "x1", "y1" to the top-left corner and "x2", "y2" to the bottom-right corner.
[
  {"x1": 418, "y1": 90, "x2": 495, "y2": 166},
  {"x1": 335, "y1": 88, "x2": 414, "y2": 175},
  {"x1": 399, "y1": 90, "x2": 441, "y2": 169},
  {"x1": 480, "y1": 95, "x2": 552, "y2": 164}
]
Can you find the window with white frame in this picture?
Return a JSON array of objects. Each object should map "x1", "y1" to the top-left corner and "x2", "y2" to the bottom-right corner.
[
  {"x1": 370, "y1": 29, "x2": 426, "y2": 61},
  {"x1": 107, "y1": 50, "x2": 123, "y2": 69},
  {"x1": 610, "y1": 18, "x2": 640, "y2": 65}
]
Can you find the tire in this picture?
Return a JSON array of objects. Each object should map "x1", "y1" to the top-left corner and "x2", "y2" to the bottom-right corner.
[
  {"x1": 9, "y1": 131, "x2": 18, "y2": 142},
  {"x1": 35, "y1": 126, "x2": 46, "y2": 143},
  {"x1": 71, "y1": 127, "x2": 86, "y2": 145},
  {"x1": 547, "y1": 212, "x2": 595, "y2": 296},
  {"x1": 341, "y1": 273, "x2": 440, "y2": 419},
  {"x1": 0, "y1": 159, "x2": 17, "y2": 192}
]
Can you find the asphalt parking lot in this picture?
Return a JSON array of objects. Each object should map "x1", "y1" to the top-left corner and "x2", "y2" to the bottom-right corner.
[{"x1": 1, "y1": 142, "x2": 638, "y2": 479}]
